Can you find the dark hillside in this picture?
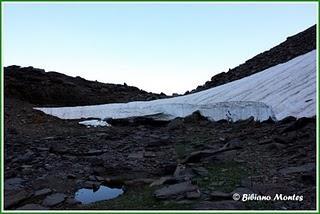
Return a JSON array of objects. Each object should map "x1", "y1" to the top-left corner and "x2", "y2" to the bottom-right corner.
[
  {"x1": 188, "y1": 25, "x2": 316, "y2": 94},
  {"x1": 4, "y1": 66, "x2": 167, "y2": 106}
]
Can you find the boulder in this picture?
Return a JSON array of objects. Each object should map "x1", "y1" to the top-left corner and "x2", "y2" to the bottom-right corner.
[
  {"x1": 124, "y1": 178, "x2": 154, "y2": 186},
  {"x1": 149, "y1": 176, "x2": 179, "y2": 187},
  {"x1": 5, "y1": 190, "x2": 33, "y2": 209},
  {"x1": 34, "y1": 188, "x2": 52, "y2": 197},
  {"x1": 42, "y1": 193, "x2": 66, "y2": 207},
  {"x1": 186, "y1": 190, "x2": 201, "y2": 199},
  {"x1": 281, "y1": 117, "x2": 315, "y2": 133},
  {"x1": 154, "y1": 182, "x2": 199, "y2": 200},
  {"x1": 173, "y1": 164, "x2": 195, "y2": 180},
  {"x1": 192, "y1": 167, "x2": 209, "y2": 176},
  {"x1": 184, "y1": 111, "x2": 208, "y2": 123}
]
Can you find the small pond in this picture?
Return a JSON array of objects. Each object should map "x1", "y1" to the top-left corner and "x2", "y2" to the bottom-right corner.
[{"x1": 75, "y1": 185, "x2": 124, "y2": 204}]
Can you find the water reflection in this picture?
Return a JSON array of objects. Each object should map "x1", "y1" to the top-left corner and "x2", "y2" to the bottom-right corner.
[{"x1": 75, "y1": 185, "x2": 124, "y2": 204}]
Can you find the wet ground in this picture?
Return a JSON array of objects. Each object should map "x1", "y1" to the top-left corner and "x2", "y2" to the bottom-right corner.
[{"x1": 4, "y1": 98, "x2": 317, "y2": 210}]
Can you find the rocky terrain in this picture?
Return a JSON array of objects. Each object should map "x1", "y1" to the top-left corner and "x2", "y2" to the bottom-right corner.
[
  {"x1": 4, "y1": 66, "x2": 167, "y2": 107},
  {"x1": 4, "y1": 96, "x2": 316, "y2": 210},
  {"x1": 4, "y1": 25, "x2": 317, "y2": 210},
  {"x1": 187, "y1": 25, "x2": 316, "y2": 94}
]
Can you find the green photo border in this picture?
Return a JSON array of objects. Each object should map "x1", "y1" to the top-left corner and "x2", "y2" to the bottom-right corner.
[{"x1": 0, "y1": 1, "x2": 318, "y2": 213}]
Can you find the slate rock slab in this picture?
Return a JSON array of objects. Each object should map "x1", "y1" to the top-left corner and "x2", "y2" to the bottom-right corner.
[
  {"x1": 42, "y1": 193, "x2": 66, "y2": 207},
  {"x1": 154, "y1": 182, "x2": 198, "y2": 199},
  {"x1": 5, "y1": 190, "x2": 32, "y2": 209}
]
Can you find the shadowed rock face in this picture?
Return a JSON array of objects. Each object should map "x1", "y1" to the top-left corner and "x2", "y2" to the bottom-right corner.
[
  {"x1": 188, "y1": 25, "x2": 316, "y2": 94},
  {"x1": 4, "y1": 66, "x2": 167, "y2": 107}
]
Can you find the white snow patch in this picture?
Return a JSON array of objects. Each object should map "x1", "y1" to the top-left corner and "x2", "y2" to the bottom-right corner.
[
  {"x1": 78, "y1": 120, "x2": 110, "y2": 127},
  {"x1": 44, "y1": 101, "x2": 275, "y2": 122},
  {"x1": 35, "y1": 50, "x2": 316, "y2": 122}
]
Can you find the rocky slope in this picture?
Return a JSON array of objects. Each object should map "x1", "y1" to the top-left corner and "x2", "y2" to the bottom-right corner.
[
  {"x1": 4, "y1": 98, "x2": 316, "y2": 210},
  {"x1": 188, "y1": 25, "x2": 316, "y2": 94},
  {"x1": 4, "y1": 66, "x2": 167, "y2": 107}
]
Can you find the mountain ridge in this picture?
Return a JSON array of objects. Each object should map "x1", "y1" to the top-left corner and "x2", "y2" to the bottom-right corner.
[
  {"x1": 4, "y1": 25, "x2": 316, "y2": 106},
  {"x1": 4, "y1": 65, "x2": 167, "y2": 107},
  {"x1": 186, "y1": 24, "x2": 316, "y2": 94}
]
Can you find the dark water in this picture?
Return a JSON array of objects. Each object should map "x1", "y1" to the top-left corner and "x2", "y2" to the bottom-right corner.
[{"x1": 75, "y1": 185, "x2": 124, "y2": 204}]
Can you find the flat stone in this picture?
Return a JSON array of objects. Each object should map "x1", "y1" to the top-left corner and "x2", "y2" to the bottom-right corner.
[
  {"x1": 124, "y1": 178, "x2": 155, "y2": 186},
  {"x1": 17, "y1": 203, "x2": 48, "y2": 210},
  {"x1": 154, "y1": 182, "x2": 198, "y2": 199},
  {"x1": 192, "y1": 167, "x2": 209, "y2": 176},
  {"x1": 226, "y1": 139, "x2": 243, "y2": 148},
  {"x1": 42, "y1": 136, "x2": 57, "y2": 141},
  {"x1": 5, "y1": 177, "x2": 24, "y2": 190},
  {"x1": 174, "y1": 164, "x2": 195, "y2": 179},
  {"x1": 19, "y1": 150, "x2": 34, "y2": 162},
  {"x1": 42, "y1": 193, "x2": 66, "y2": 207},
  {"x1": 88, "y1": 175, "x2": 96, "y2": 181},
  {"x1": 65, "y1": 197, "x2": 81, "y2": 205},
  {"x1": 86, "y1": 149, "x2": 106, "y2": 155},
  {"x1": 5, "y1": 190, "x2": 32, "y2": 209},
  {"x1": 128, "y1": 152, "x2": 144, "y2": 159},
  {"x1": 95, "y1": 176, "x2": 105, "y2": 182},
  {"x1": 186, "y1": 190, "x2": 201, "y2": 199},
  {"x1": 83, "y1": 181, "x2": 101, "y2": 191},
  {"x1": 219, "y1": 137, "x2": 226, "y2": 142},
  {"x1": 149, "y1": 176, "x2": 175, "y2": 187},
  {"x1": 35, "y1": 188, "x2": 52, "y2": 197},
  {"x1": 144, "y1": 151, "x2": 156, "y2": 158},
  {"x1": 279, "y1": 163, "x2": 315, "y2": 175},
  {"x1": 37, "y1": 147, "x2": 50, "y2": 152}
]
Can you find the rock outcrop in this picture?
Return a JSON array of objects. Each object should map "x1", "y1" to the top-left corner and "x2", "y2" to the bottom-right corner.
[
  {"x1": 4, "y1": 66, "x2": 167, "y2": 106},
  {"x1": 188, "y1": 25, "x2": 316, "y2": 94}
]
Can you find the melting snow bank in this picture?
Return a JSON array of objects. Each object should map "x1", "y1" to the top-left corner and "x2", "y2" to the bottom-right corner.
[
  {"x1": 35, "y1": 50, "x2": 316, "y2": 122},
  {"x1": 78, "y1": 120, "x2": 110, "y2": 127},
  {"x1": 36, "y1": 101, "x2": 275, "y2": 122}
]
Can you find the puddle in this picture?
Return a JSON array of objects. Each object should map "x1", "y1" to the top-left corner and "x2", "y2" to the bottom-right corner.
[{"x1": 75, "y1": 185, "x2": 124, "y2": 204}]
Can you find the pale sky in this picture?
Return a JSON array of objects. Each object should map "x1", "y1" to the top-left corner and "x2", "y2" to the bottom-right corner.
[{"x1": 3, "y1": 2, "x2": 317, "y2": 94}]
